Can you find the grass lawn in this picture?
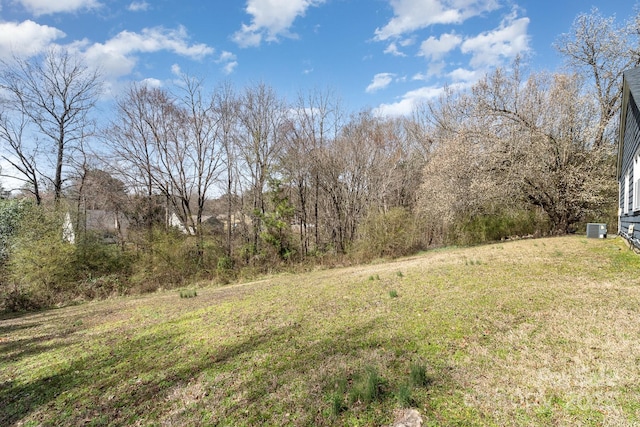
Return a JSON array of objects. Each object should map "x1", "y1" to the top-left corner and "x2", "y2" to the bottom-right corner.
[{"x1": 2, "y1": 236, "x2": 640, "y2": 426}]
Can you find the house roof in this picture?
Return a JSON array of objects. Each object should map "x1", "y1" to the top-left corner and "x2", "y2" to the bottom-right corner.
[{"x1": 617, "y1": 67, "x2": 640, "y2": 179}]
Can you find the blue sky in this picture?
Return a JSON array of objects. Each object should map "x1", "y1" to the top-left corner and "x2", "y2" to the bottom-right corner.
[{"x1": 0, "y1": 0, "x2": 635, "y2": 117}]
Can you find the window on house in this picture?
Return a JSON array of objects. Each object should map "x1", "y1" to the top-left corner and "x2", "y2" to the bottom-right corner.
[{"x1": 625, "y1": 170, "x2": 630, "y2": 214}]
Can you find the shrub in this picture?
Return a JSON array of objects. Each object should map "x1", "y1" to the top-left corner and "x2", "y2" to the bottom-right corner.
[
  {"x1": 78, "y1": 274, "x2": 127, "y2": 300},
  {"x1": 4, "y1": 206, "x2": 77, "y2": 307},
  {"x1": 2, "y1": 204, "x2": 133, "y2": 310},
  {"x1": 451, "y1": 208, "x2": 550, "y2": 245},
  {"x1": 0, "y1": 199, "x2": 33, "y2": 265},
  {"x1": 179, "y1": 289, "x2": 197, "y2": 298},
  {"x1": 74, "y1": 232, "x2": 132, "y2": 278},
  {"x1": 216, "y1": 255, "x2": 236, "y2": 284},
  {"x1": 129, "y1": 228, "x2": 222, "y2": 291},
  {"x1": 355, "y1": 208, "x2": 419, "y2": 260}
]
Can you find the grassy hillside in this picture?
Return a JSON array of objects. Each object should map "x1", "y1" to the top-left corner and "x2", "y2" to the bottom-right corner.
[{"x1": 2, "y1": 236, "x2": 640, "y2": 426}]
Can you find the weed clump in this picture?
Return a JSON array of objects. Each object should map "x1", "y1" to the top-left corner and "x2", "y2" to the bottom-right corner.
[
  {"x1": 410, "y1": 363, "x2": 430, "y2": 387},
  {"x1": 349, "y1": 366, "x2": 387, "y2": 404},
  {"x1": 326, "y1": 362, "x2": 432, "y2": 420},
  {"x1": 179, "y1": 289, "x2": 198, "y2": 298},
  {"x1": 395, "y1": 383, "x2": 413, "y2": 408}
]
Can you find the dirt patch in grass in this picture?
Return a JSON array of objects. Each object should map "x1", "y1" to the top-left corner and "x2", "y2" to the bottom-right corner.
[{"x1": 2, "y1": 236, "x2": 640, "y2": 426}]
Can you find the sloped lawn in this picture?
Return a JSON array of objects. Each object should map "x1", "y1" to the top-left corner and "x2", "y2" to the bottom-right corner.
[{"x1": 2, "y1": 236, "x2": 640, "y2": 426}]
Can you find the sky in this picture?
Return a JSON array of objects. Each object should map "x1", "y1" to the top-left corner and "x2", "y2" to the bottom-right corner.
[
  {"x1": 0, "y1": 0, "x2": 635, "y2": 119},
  {"x1": 0, "y1": 0, "x2": 636, "y2": 118}
]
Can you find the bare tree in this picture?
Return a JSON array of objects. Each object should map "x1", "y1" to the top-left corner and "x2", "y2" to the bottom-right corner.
[
  {"x1": 106, "y1": 83, "x2": 163, "y2": 234},
  {"x1": 212, "y1": 81, "x2": 240, "y2": 257},
  {"x1": 555, "y1": 8, "x2": 640, "y2": 147},
  {"x1": 173, "y1": 74, "x2": 223, "y2": 246},
  {"x1": 475, "y1": 66, "x2": 612, "y2": 232},
  {"x1": 283, "y1": 87, "x2": 342, "y2": 255},
  {"x1": 110, "y1": 84, "x2": 197, "y2": 235},
  {"x1": 107, "y1": 76, "x2": 224, "y2": 252},
  {"x1": 0, "y1": 47, "x2": 102, "y2": 203},
  {"x1": 236, "y1": 82, "x2": 287, "y2": 253},
  {"x1": 419, "y1": 63, "x2": 613, "y2": 239},
  {"x1": 0, "y1": 105, "x2": 41, "y2": 203}
]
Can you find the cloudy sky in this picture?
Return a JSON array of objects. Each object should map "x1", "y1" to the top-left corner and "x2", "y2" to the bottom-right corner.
[{"x1": 0, "y1": 0, "x2": 633, "y2": 117}]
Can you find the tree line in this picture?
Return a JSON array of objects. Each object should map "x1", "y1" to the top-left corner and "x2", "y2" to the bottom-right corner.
[{"x1": 0, "y1": 8, "x2": 635, "y2": 310}]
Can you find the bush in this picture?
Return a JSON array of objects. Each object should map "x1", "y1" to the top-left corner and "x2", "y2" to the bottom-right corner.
[
  {"x1": 74, "y1": 232, "x2": 132, "y2": 277},
  {"x1": 129, "y1": 228, "x2": 222, "y2": 291},
  {"x1": 78, "y1": 274, "x2": 128, "y2": 300},
  {"x1": 216, "y1": 255, "x2": 236, "y2": 283},
  {"x1": 451, "y1": 208, "x2": 550, "y2": 245},
  {"x1": 355, "y1": 208, "x2": 419, "y2": 260},
  {"x1": 4, "y1": 206, "x2": 77, "y2": 307},
  {"x1": 1, "y1": 205, "x2": 134, "y2": 310},
  {"x1": 0, "y1": 199, "x2": 34, "y2": 265}
]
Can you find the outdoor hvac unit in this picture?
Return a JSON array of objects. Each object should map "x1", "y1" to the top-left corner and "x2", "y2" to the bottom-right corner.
[{"x1": 586, "y1": 223, "x2": 607, "y2": 239}]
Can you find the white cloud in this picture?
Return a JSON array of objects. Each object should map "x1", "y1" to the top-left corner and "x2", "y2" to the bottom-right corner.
[
  {"x1": 418, "y1": 32, "x2": 462, "y2": 60},
  {"x1": 171, "y1": 63, "x2": 182, "y2": 76},
  {"x1": 140, "y1": 77, "x2": 162, "y2": 87},
  {"x1": 218, "y1": 51, "x2": 234, "y2": 62},
  {"x1": 448, "y1": 67, "x2": 481, "y2": 82},
  {"x1": 461, "y1": 14, "x2": 530, "y2": 68},
  {"x1": 233, "y1": 0, "x2": 325, "y2": 47},
  {"x1": 15, "y1": 0, "x2": 101, "y2": 16},
  {"x1": 81, "y1": 26, "x2": 214, "y2": 79},
  {"x1": 385, "y1": 37, "x2": 416, "y2": 56},
  {"x1": 384, "y1": 42, "x2": 406, "y2": 57},
  {"x1": 127, "y1": 1, "x2": 150, "y2": 12},
  {"x1": 429, "y1": 61, "x2": 447, "y2": 77},
  {"x1": 373, "y1": 85, "x2": 444, "y2": 116},
  {"x1": 375, "y1": 0, "x2": 499, "y2": 41},
  {"x1": 0, "y1": 20, "x2": 66, "y2": 58},
  {"x1": 216, "y1": 51, "x2": 238, "y2": 75},
  {"x1": 366, "y1": 73, "x2": 395, "y2": 93},
  {"x1": 223, "y1": 61, "x2": 238, "y2": 75},
  {"x1": 412, "y1": 72, "x2": 428, "y2": 81}
]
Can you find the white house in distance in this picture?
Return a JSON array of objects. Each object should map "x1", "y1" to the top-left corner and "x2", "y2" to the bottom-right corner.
[{"x1": 63, "y1": 210, "x2": 128, "y2": 244}]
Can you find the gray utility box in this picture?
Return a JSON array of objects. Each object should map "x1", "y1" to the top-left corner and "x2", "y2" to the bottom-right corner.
[{"x1": 586, "y1": 223, "x2": 607, "y2": 239}]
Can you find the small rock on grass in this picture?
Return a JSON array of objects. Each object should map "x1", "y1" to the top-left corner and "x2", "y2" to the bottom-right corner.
[{"x1": 392, "y1": 408, "x2": 423, "y2": 427}]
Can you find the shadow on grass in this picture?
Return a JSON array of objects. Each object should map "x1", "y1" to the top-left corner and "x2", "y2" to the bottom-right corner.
[
  {"x1": 0, "y1": 334, "x2": 76, "y2": 365},
  {"x1": 1, "y1": 306, "x2": 445, "y2": 426},
  {"x1": 1, "y1": 327, "x2": 189, "y2": 426},
  {"x1": 0, "y1": 320, "x2": 41, "y2": 334},
  {"x1": 1, "y1": 315, "x2": 394, "y2": 426}
]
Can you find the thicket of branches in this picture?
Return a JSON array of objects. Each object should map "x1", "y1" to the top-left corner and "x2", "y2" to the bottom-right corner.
[{"x1": 0, "y1": 8, "x2": 635, "y2": 310}]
